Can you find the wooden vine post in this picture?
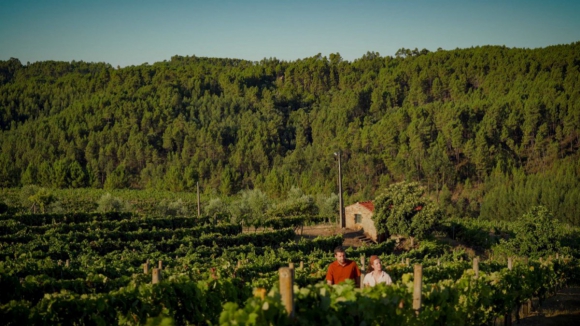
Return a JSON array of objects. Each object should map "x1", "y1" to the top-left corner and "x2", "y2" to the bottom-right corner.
[
  {"x1": 413, "y1": 264, "x2": 422, "y2": 315},
  {"x1": 508, "y1": 257, "x2": 513, "y2": 271},
  {"x1": 299, "y1": 261, "x2": 304, "y2": 270},
  {"x1": 143, "y1": 260, "x2": 149, "y2": 274},
  {"x1": 158, "y1": 260, "x2": 163, "y2": 270},
  {"x1": 473, "y1": 257, "x2": 479, "y2": 278},
  {"x1": 152, "y1": 268, "x2": 161, "y2": 284},
  {"x1": 360, "y1": 256, "x2": 365, "y2": 289},
  {"x1": 279, "y1": 267, "x2": 295, "y2": 317}
]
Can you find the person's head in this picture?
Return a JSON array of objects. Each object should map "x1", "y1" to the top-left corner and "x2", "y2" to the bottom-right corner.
[
  {"x1": 369, "y1": 255, "x2": 382, "y2": 272},
  {"x1": 334, "y1": 246, "x2": 346, "y2": 265}
]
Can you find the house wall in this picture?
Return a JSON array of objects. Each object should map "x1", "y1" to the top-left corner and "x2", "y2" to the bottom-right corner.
[{"x1": 345, "y1": 203, "x2": 378, "y2": 241}]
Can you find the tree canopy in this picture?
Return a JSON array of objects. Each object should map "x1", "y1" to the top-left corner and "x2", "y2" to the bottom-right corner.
[
  {"x1": 373, "y1": 181, "x2": 442, "y2": 239},
  {"x1": 495, "y1": 206, "x2": 563, "y2": 258},
  {"x1": 1, "y1": 43, "x2": 580, "y2": 223}
]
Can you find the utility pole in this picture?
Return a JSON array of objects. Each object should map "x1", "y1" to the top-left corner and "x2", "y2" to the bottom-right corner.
[{"x1": 334, "y1": 150, "x2": 345, "y2": 228}]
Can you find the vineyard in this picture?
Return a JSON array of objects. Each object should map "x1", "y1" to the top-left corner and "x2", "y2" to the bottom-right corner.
[
  {"x1": 2, "y1": 39, "x2": 580, "y2": 325},
  {"x1": 0, "y1": 210, "x2": 579, "y2": 325}
]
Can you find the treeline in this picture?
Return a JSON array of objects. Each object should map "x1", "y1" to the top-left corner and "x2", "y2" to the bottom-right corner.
[{"x1": 0, "y1": 42, "x2": 579, "y2": 223}]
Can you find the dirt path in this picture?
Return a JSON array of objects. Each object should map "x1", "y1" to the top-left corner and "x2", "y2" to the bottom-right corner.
[
  {"x1": 242, "y1": 224, "x2": 368, "y2": 247},
  {"x1": 518, "y1": 286, "x2": 580, "y2": 325}
]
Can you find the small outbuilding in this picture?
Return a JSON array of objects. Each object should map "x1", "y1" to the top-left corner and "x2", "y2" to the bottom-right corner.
[{"x1": 345, "y1": 201, "x2": 381, "y2": 242}]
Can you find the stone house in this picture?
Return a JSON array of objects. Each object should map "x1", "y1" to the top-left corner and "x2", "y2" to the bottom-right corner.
[{"x1": 345, "y1": 201, "x2": 381, "y2": 242}]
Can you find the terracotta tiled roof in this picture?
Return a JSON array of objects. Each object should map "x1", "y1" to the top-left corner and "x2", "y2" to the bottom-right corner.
[{"x1": 358, "y1": 201, "x2": 374, "y2": 212}]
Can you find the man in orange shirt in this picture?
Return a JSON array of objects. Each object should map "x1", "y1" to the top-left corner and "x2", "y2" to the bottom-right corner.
[{"x1": 326, "y1": 246, "x2": 361, "y2": 286}]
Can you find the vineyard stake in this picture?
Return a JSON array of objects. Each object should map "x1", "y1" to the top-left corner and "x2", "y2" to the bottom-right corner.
[
  {"x1": 152, "y1": 268, "x2": 161, "y2": 284},
  {"x1": 413, "y1": 264, "x2": 422, "y2": 315},
  {"x1": 360, "y1": 256, "x2": 365, "y2": 289},
  {"x1": 144, "y1": 261, "x2": 149, "y2": 274},
  {"x1": 508, "y1": 257, "x2": 513, "y2": 271},
  {"x1": 406, "y1": 258, "x2": 410, "y2": 267},
  {"x1": 279, "y1": 267, "x2": 295, "y2": 317},
  {"x1": 158, "y1": 260, "x2": 163, "y2": 270},
  {"x1": 65, "y1": 259, "x2": 70, "y2": 268},
  {"x1": 473, "y1": 257, "x2": 479, "y2": 278},
  {"x1": 299, "y1": 261, "x2": 304, "y2": 270}
]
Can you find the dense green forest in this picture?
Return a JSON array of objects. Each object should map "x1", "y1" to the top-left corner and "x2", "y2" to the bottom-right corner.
[{"x1": 1, "y1": 43, "x2": 579, "y2": 223}]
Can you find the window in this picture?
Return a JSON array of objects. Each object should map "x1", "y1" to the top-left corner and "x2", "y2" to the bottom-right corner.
[{"x1": 355, "y1": 214, "x2": 362, "y2": 224}]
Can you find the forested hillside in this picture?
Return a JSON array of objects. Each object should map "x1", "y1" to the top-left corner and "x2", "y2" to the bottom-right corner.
[{"x1": 1, "y1": 43, "x2": 579, "y2": 223}]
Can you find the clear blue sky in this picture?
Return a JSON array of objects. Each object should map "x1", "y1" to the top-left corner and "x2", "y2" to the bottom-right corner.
[{"x1": 1, "y1": 0, "x2": 579, "y2": 67}]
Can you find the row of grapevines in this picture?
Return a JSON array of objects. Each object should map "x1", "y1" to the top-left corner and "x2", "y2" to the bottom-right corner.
[
  {"x1": 0, "y1": 227, "x2": 296, "y2": 259},
  {"x1": 1, "y1": 273, "x2": 249, "y2": 325},
  {"x1": 0, "y1": 223, "x2": 242, "y2": 243},
  {"x1": 0, "y1": 212, "x2": 136, "y2": 225},
  {"x1": 220, "y1": 258, "x2": 575, "y2": 326},
  {"x1": 0, "y1": 215, "x2": 213, "y2": 236}
]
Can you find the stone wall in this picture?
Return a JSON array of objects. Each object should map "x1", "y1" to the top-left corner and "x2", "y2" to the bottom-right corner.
[{"x1": 345, "y1": 203, "x2": 378, "y2": 241}]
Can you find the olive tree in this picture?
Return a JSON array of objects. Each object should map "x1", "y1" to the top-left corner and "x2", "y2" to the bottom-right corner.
[
  {"x1": 316, "y1": 193, "x2": 339, "y2": 223},
  {"x1": 204, "y1": 197, "x2": 230, "y2": 223},
  {"x1": 97, "y1": 193, "x2": 131, "y2": 212},
  {"x1": 157, "y1": 198, "x2": 189, "y2": 216},
  {"x1": 229, "y1": 188, "x2": 271, "y2": 229},
  {"x1": 266, "y1": 187, "x2": 318, "y2": 217}
]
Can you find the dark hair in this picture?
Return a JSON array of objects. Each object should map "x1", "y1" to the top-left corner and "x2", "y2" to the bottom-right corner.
[{"x1": 334, "y1": 246, "x2": 345, "y2": 255}]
